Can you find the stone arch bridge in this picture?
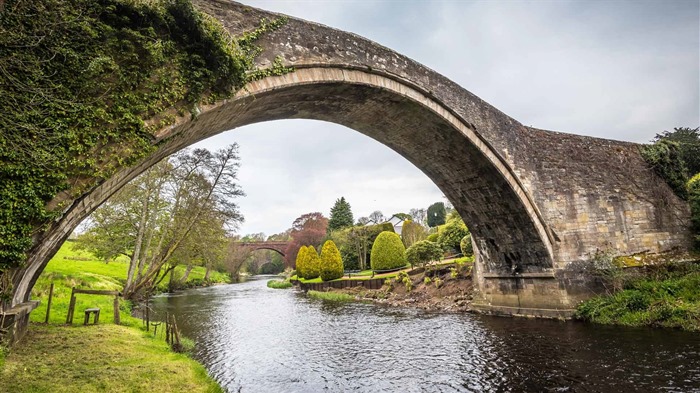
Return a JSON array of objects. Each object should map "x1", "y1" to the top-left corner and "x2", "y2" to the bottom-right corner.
[
  {"x1": 2, "y1": 0, "x2": 691, "y2": 343},
  {"x1": 236, "y1": 241, "x2": 290, "y2": 257}
]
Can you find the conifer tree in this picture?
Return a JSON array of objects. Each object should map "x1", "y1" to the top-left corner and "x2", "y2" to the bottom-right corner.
[
  {"x1": 306, "y1": 246, "x2": 321, "y2": 279},
  {"x1": 328, "y1": 197, "x2": 354, "y2": 233}
]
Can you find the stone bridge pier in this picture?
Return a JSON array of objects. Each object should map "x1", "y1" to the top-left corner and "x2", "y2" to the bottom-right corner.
[{"x1": 2, "y1": 0, "x2": 693, "y2": 343}]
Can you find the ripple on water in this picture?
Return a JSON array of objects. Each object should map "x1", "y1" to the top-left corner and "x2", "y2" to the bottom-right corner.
[{"x1": 150, "y1": 277, "x2": 700, "y2": 393}]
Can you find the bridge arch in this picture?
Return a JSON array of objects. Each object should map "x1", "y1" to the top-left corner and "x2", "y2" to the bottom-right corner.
[{"x1": 8, "y1": 0, "x2": 690, "y2": 326}]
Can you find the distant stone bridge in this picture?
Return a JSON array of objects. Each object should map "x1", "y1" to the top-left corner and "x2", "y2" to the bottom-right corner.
[
  {"x1": 235, "y1": 241, "x2": 290, "y2": 257},
  {"x1": 2, "y1": 0, "x2": 692, "y2": 344}
]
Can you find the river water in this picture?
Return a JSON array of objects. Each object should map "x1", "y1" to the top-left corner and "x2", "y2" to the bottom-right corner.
[{"x1": 150, "y1": 276, "x2": 700, "y2": 393}]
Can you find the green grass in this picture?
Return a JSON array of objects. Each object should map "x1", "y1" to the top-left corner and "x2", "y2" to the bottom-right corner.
[
  {"x1": 30, "y1": 242, "x2": 229, "y2": 325},
  {"x1": 576, "y1": 262, "x2": 700, "y2": 331},
  {"x1": 266, "y1": 279, "x2": 292, "y2": 289},
  {"x1": 0, "y1": 324, "x2": 222, "y2": 393},
  {"x1": 307, "y1": 290, "x2": 356, "y2": 302}
]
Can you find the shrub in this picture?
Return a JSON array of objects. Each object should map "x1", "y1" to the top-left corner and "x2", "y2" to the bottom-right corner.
[
  {"x1": 426, "y1": 233, "x2": 439, "y2": 242},
  {"x1": 433, "y1": 277, "x2": 444, "y2": 289},
  {"x1": 267, "y1": 280, "x2": 292, "y2": 289},
  {"x1": 294, "y1": 246, "x2": 308, "y2": 278},
  {"x1": 641, "y1": 140, "x2": 689, "y2": 199},
  {"x1": 424, "y1": 276, "x2": 432, "y2": 285},
  {"x1": 460, "y1": 234, "x2": 473, "y2": 256},
  {"x1": 689, "y1": 174, "x2": 700, "y2": 249},
  {"x1": 370, "y1": 231, "x2": 407, "y2": 271},
  {"x1": 319, "y1": 240, "x2": 344, "y2": 281},
  {"x1": 405, "y1": 240, "x2": 442, "y2": 268},
  {"x1": 438, "y1": 218, "x2": 469, "y2": 253},
  {"x1": 305, "y1": 246, "x2": 321, "y2": 280}
]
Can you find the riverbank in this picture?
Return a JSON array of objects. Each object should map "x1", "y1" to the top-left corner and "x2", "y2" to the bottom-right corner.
[
  {"x1": 307, "y1": 262, "x2": 474, "y2": 312},
  {"x1": 575, "y1": 260, "x2": 700, "y2": 331},
  {"x1": 0, "y1": 242, "x2": 227, "y2": 392},
  {"x1": 0, "y1": 324, "x2": 221, "y2": 393}
]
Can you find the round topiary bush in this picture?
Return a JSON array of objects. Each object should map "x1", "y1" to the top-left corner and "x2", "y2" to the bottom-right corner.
[
  {"x1": 370, "y1": 231, "x2": 407, "y2": 271},
  {"x1": 405, "y1": 240, "x2": 442, "y2": 268},
  {"x1": 319, "y1": 240, "x2": 344, "y2": 281},
  {"x1": 426, "y1": 233, "x2": 439, "y2": 242},
  {"x1": 460, "y1": 234, "x2": 473, "y2": 256}
]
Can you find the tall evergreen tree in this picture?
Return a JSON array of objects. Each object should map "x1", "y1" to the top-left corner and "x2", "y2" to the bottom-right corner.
[
  {"x1": 328, "y1": 197, "x2": 354, "y2": 233},
  {"x1": 427, "y1": 202, "x2": 446, "y2": 227}
]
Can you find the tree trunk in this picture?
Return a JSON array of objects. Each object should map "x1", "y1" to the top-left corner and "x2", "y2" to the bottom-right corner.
[{"x1": 180, "y1": 264, "x2": 193, "y2": 283}]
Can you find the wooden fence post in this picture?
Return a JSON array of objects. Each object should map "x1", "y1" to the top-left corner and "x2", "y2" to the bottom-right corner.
[
  {"x1": 44, "y1": 282, "x2": 54, "y2": 324},
  {"x1": 66, "y1": 287, "x2": 76, "y2": 325},
  {"x1": 113, "y1": 296, "x2": 120, "y2": 325}
]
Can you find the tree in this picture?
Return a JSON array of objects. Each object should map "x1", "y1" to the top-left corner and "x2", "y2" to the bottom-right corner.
[
  {"x1": 409, "y1": 208, "x2": 427, "y2": 226},
  {"x1": 401, "y1": 220, "x2": 428, "y2": 248},
  {"x1": 224, "y1": 236, "x2": 252, "y2": 282},
  {"x1": 427, "y1": 202, "x2": 446, "y2": 227},
  {"x1": 319, "y1": 240, "x2": 344, "y2": 281},
  {"x1": 356, "y1": 216, "x2": 371, "y2": 225},
  {"x1": 328, "y1": 197, "x2": 354, "y2": 233},
  {"x1": 284, "y1": 212, "x2": 328, "y2": 268},
  {"x1": 688, "y1": 174, "x2": 700, "y2": 249},
  {"x1": 370, "y1": 231, "x2": 407, "y2": 271},
  {"x1": 641, "y1": 139, "x2": 689, "y2": 199},
  {"x1": 369, "y1": 210, "x2": 385, "y2": 224},
  {"x1": 438, "y1": 211, "x2": 469, "y2": 253},
  {"x1": 77, "y1": 145, "x2": 245, "y2": 300},
  {"x1": 460, "y1": 234, "x2": 474, "y2": 257},
  {"x1": 392, "y1": 212, "x2": 412, "y2": 221},
  {"x1": 405, "y1": 240, "x2": 442, "y2": 268},
  {"x1": 653, "y1": 127, "x2": 700, "y2": 175}
]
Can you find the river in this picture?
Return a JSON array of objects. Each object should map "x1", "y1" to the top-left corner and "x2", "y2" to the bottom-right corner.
[{"x1": 150, "y1": 276, "x2": 700, "y2": 393}]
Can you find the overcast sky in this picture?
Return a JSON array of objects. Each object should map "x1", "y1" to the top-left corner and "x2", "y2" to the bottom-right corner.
[{"x1": 192, "y1": 0, "x2": 700, "y2": 237}]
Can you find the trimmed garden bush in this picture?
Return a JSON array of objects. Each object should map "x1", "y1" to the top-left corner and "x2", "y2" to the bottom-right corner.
[
  {"x1": 319, "y1": 240, "x2": 344, "y2": 281},
  {"x1": 460, "y1": 234, "x2": 473, "y2": 256},
  {"x1": 305, "y1": 246, "x2": 321, "y2": 280},
  {"x1": 405, "y1": 240, "x2": 442, "y2": 268},
  {"x1": 370, "y1": 231, "x2": 407, "y2": 271},
  {"x1": 295, "y1": 246, "x2": 309, "y2": 279}
]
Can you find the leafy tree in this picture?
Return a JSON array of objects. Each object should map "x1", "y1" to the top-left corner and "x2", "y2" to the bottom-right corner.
[
  {"x1": 688, "y1": 174, "x2": 700, "y2": 249},
  {"x1": 392, "y1": 213, "x2": 412, "y2": 221},
  {"x1": 653, "y1": 127, "x2": 700, "y2": 175},
  {"x1": 370, "y1": 231, "x2": 407, "y2": 271},
  {"x1": 641, "y1": 140, "x2": 689, "y2": 199},
  {"x1": 460, "y1": 234, "x2": 474, "y2": 257},
  {"x1": 401, "y1": 220, "x2": 428, "y2": 248},
  {"x1": 438, "y1": 212, "x2": 469, "y2": 252},
  {"x1": 405, "y1": 240, "x2": 442, "y2": 268},
  {"x1": 369, "y1": 210, "x2": 385, "y2": 224},
  {"x1": 427, "y1": 202, "x2": 446, "y2": 227},
  {"x1": 284, "y1": 212, "x2": 328, "y2": 267},
  {"x1": 328, "y1": 197, "x2": 354, "y2": 233},
  {"x1": 319, "y1": 240, "x2": 344, "y2": 281},
  {"x1": 77, "y1": 145, "x2": 244, "y2": 300}
]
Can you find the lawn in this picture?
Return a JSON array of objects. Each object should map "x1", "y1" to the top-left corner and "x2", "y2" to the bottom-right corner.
[
  {"x1": 0, "y1": 324, "x2": 222, "y2": 393},
  {"x1": 30, "y1": 241, "x2": 229, "y2": 325}
]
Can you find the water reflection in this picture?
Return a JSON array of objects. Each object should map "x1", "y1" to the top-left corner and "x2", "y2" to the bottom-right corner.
[{"x1": 150, "y1": 276, "x2": 700, "y2": 393}]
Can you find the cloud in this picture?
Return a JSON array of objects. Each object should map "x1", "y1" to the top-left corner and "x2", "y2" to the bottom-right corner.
[{"x1": 191, "y1": 0, "x2": 699, "y2": 235}]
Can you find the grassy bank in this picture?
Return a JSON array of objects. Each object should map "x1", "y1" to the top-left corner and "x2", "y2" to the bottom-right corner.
[
  {"x1": 0, "y1": 324, "x2": 221, "y2": 393},
  {"x1": 30, "y1": 241, "x2": 229, "y2": 325},
  {"x1": 2, "y1": 241, "x2": 228, "y2": 392},
  {"x1": 576, "y1": 262, "x2": 700, "y2": 331},
  {"x1": 267, "y1": 279, "x2": 292, "y2": 289},
  {"x1": 307, "y1": 290, "x2": 356, "y2": 302}
]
